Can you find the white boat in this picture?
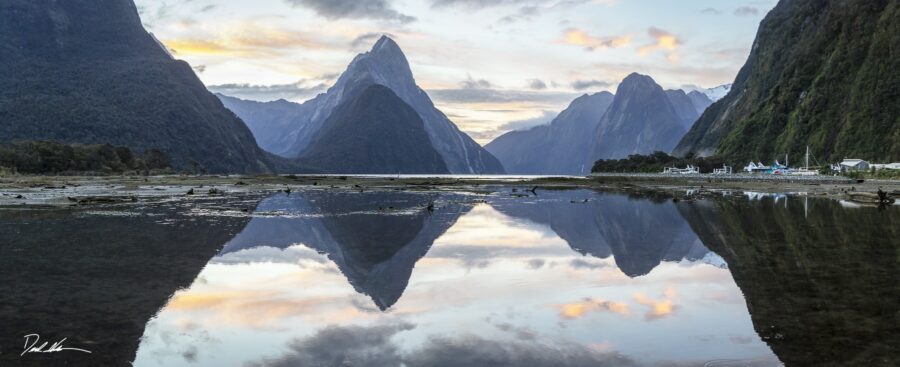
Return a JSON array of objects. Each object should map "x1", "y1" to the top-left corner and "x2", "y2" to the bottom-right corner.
[
  {"x1": 790, "y1": 146, "x2": 819, "y2": 176},
  {"x1": 744, "y1": 161, "x2": 772, "y2": 173}
]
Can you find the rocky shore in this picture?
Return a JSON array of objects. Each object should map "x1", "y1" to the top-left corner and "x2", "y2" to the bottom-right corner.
[{"x1": 0, "y1": 174, "x2": 897, "y2": 208}]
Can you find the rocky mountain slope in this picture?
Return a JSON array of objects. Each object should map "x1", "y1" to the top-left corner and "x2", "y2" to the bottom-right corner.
[
  {"x1": 299, "y1": 85, "x2": 450, "y2": 174},
  {"x1": 221, "y1": 36, "x2": 504, "y2": 174},
  {"x1": 592, "y1": 73, "x2": 700, "y2": 160},
  {"x1": 0, "y1": 0, "x2": 278, "y2": 173},
  {"x1": 217, "y1": 95, "x2": 310, "y2": 156},
  {"x1": 485, "y1": 92, "x2": 614, "y2": 174},
  {"x1": 674, "y1": 0, "x2": 900, "y2": 162},
  {"x1": 487, "y1": 73, "x2": 705, "y2": 174}
]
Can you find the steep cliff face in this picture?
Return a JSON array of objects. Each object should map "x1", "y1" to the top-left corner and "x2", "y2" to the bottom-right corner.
[
  {"x1": 299, "y1": 85, "x2": 450, "y2": 174},
  {"x1": 217, "y1": 95, "x2": 310, "y2": 156},
  {"x1": 592, "y1": 73, "x2": 694, "y2": 160},
  {"x1": 675, "y1": 1, "x2": 900, "y2": 162},
  {"x1": 223, "y1": 36, "x2": 504, "y2": 174},
  {"x1": 0, "y1": 0, "x2": 278, "y2": 173}
]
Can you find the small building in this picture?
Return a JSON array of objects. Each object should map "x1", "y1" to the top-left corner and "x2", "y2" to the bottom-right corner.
[
  {"x1": 872, "y1": 163, "x2": 900, "y2": 170},
  {"x1": 840, "y1": 159, "x2": 869, "y2": 172}
]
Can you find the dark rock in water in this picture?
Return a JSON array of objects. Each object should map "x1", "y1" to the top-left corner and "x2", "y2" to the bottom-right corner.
[
  {"x1": 674, "y1": 0, "x2": 900, "y2": 162},
  {"x1": 0, "y1": 0, "x2": 279, "y2": 173}
]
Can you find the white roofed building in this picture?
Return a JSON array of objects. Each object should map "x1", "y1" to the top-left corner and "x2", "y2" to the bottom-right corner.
[{"x1": 839, "y1": 159, "x2": 869, "y2": 171}]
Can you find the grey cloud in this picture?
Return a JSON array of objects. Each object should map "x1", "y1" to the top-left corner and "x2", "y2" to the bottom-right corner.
[
  {"x1": 460, "y1": 76, "x2": 494, "y2": 89},
  {"x1": 527, "y1": 259, "x2": 546, "y2": 269},
  {"x1": 468, "y1": 130, "x2": 505, "y2": 141},
  {"x1": 351, "y1": 32, "x2": 397, "y2": 49},
  {"x1": 528, "y1": 79, "x2": 548, "y2": 90},
  {"x1": 498, "y1": 5, "x2": 540, "y2": 24},
  {"x1": 493, "y1": 322, "x2": 537, "y2": 341},
  {"x1": 734, "y1": 6, "x2": 759, "y2": 16},
  {"x1": 497, "y1": 110, "x2": 557, "y2": 132},
  {"x1": 211, "y1": 245, "x2": 329, "y2": 265},
  {"x1": 571, "y1": 79, "x2": 611, "y2": 91},
  {"x1": 426, "y1": 244, "x2": 564, "y2": 268},
  {"x1": 429, "y1": 88, "x2": 579, "y2": 104},
  {"x1": 247, "y1": 322, "x2": 414, "y2": 367},
  {"x1": 700, "y1": 7, "x2": 721, "y2": 15},
  {"x1": 405, "y1": 335, "x2": 637, "y2": 367},
  {"x1": 208, "y1": 79, "x2": 332, "y2": 102},
  {"x1": 431, "y1": 0, "x2": 529, "y2": 9},
  {"x1": 285, "y1": 0, "x2": 416, "y2": 23},
  {"x1": 250, "y1": 322, "x2": 637, "y2": 367},
  {"x1": 570, "y1": 258, "x2": 607, "y2": 270}
]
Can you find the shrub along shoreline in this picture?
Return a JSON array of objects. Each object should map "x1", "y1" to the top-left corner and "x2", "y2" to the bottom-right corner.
[{"x1": 0, "y1": 141, "x2": 172, "y2": 175}]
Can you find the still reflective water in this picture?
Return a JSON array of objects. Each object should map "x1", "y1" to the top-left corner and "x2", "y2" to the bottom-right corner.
[{"x1": 1, "y1": 188, "x2": 896, "y2": 367}]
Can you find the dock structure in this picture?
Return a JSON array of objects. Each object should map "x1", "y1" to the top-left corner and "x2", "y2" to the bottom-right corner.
[
  {"x1": 663, "y1": 165, "x2": 699, "y2": 175},
  {"x1": 713, "y1": 165, "x2": 733, "y2": 175}
]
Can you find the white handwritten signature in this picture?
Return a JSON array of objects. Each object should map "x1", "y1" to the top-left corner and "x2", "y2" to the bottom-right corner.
[{"x1": 21, "y1": 334, "x2": 92, "y2": 356}]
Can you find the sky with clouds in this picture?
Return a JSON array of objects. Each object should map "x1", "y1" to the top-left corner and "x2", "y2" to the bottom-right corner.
[{"x1": 135, "y1": 0, "x2": 777, "y2": 143}]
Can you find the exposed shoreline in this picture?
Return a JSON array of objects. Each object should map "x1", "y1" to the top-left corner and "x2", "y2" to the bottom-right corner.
[{"x1": 1, "y1": 173, "x2": 897, "y2": 207}]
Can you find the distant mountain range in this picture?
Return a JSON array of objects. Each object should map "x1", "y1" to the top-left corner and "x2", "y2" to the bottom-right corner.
[
  {"x1": 686, "y1": 84, "x2": 732, "y2": 102},
  {"x1": 487, "y1": 73, "x2": 714, "y2": 175},
  {"x1": 0, "y1": 0, "x2": 282, "y2": 174},
  {"x1": 11, "y1": 0, "x2": 882, "y2": 175},
  {"x1": 485, "y1": 92, "x2": 614, "y2": 174},
  {"x1": 220, "y1": 36, "x2": 504, "y2": 175},
  {"x1": 675, "y1": 0, "x2": 900, "y2": 162}
]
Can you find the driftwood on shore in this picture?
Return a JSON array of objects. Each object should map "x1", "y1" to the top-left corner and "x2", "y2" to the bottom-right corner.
[{"x1": 845, "y1": 191, "x2": 896, "y2": 205}]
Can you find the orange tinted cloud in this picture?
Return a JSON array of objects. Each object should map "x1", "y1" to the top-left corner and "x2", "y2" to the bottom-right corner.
[
  {"x1": 167, "y1": 290, "x2": 361, "y2": 327},
  {"x1": 633, "y1": 287, "x2": 678, "y2": 320},
  {"x1": 562, "y1": 28, "x2": 631, "y2": 51},
  {"x1": 637, "y1": 27, "x2": 681, "y2": 63},
  {"x1": 559, "y1": 298, "x2": 630, "y2": 319},
  {"x1": 162, "y1": 23, "x2": 331, "y2": 57}
]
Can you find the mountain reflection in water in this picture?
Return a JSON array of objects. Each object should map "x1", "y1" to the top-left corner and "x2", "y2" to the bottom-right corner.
[
  {"x1": 0, "y1": 188, "x2": 895, "y2": 367},
  {"x1": 137, "y1": 189, "x2": 759, "y2": 367}
]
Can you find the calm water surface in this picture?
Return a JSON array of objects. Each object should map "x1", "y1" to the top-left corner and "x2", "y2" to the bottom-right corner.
[{"x1": 1, "y1": 188, "x2": 896, "y2": 367}]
